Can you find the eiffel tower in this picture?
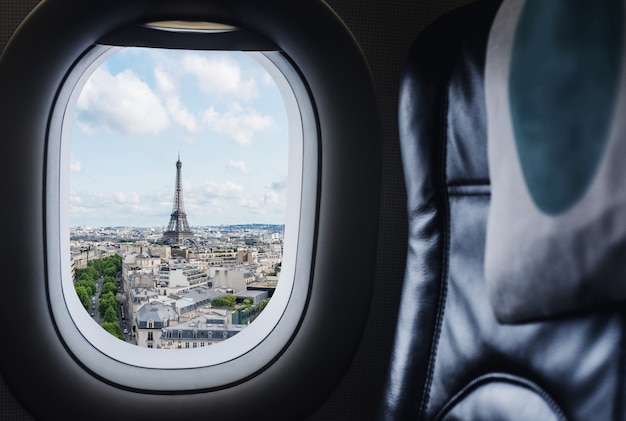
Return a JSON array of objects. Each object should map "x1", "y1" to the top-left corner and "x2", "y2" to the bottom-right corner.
[{"x1": 162, "y1": 154, "x2": 195, "y2": 244}]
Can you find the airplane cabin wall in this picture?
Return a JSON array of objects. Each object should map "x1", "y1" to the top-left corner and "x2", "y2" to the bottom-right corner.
[{"x1": 0, "y1": 0, "x2": 475, "y2": 420}]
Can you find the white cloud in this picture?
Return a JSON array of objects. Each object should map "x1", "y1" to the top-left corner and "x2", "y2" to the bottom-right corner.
[
  {"x1": 70, "y1": 159, "x2": 82, "y2": 173},
  {"x1": 166, "y1": 96, "x2": 200, "y2": 134},
  {"x1": 227, "y1": 160, "x2": 250, "y2": 175},
  {"x1": 154, "y1": 67, "x2": 176, "y2": 96},
  {"x1": 113, "y1": 192, "x2": 140, "y2": 204},
  {"x1": 181, "y1": 54, "x2": 259, "y2": 101},
  {"x1": 201, "y1": 181, "x2": 247, "y2": 200},
  {"x1": 76, "y1": 66, "x2": 170, "y2": 136},
  {"x1": 195, "y1": 181, "x2": 260, "y2": 212},
  {"x1": 154, "y1": 67, "x2": 200, "y2": 134},
  {"x1": 263, "y1": 191, "x2": 280, "y2": 206},
  {"x1": 70, "y1": 190, "x2": 171, "y2": 226},
  {"x1": 202, "y1": 104, "x2": 275, "y2": 145}
]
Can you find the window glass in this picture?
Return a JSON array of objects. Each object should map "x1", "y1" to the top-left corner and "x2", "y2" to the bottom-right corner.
[{"x1": 69, "y1": 47, "x2": 288, "y2": 348}]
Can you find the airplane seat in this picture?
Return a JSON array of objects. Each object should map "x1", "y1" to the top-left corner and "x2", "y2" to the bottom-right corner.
[{"x1": 379, "y1": 0, "x2": 626, "y2": 419}]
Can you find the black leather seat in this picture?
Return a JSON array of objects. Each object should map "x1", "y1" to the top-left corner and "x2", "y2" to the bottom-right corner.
[{"x1": 379, "y1": 1, "x2": 626, "y2": 419}]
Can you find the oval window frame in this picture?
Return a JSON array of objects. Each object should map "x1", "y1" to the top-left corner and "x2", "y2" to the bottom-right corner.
[{"x1": 49, "y1": 44, "x2": 316, "y2": 389}]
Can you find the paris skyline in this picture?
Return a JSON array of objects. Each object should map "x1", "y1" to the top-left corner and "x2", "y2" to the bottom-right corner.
[{"x1": 70, "y1": 47, "x2": 289, "y2": 228}]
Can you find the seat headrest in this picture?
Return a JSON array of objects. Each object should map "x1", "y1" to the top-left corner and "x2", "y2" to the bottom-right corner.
[{"x1": 485, "y1": 0, "x2": 626, "y2": 323}]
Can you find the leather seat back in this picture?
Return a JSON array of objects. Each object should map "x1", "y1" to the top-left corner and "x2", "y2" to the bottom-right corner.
[{"x1": 379, "y1": 1, "x2": 626, "y2": 419}]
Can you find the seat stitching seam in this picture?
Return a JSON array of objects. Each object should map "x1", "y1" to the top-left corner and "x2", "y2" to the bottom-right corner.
[{"x1": 419, "y1": 80, "x2": 452, "y2": 419}]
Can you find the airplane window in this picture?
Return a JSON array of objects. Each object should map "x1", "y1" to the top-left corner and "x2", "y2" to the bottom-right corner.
[
  {"x1": 43, "y1": 21, "x2": 316, "y2": 389},
  {"x1": 68, "y1": 47, "x2": 288, "y2": 349},
  {"x1": 1, "y1": 0, "x2": 379, "y2": 414}
]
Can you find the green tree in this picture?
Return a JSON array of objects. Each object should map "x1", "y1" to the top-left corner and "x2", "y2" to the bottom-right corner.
[
  {"x1": 257, "y1": 299, "x2": 269, "y2": 312},
  {"x1": 103, "y1": 306, "x2": 118, "y2": 323},
  {"x1": 89, "y1": 258, "x2": 104, "y2": 274},
  {"x1": 101, "y1": 322, "x2": 124, "y2": 340},
  {"x1": 75, "y1": 255, "x2": 124, "y2": 314},
  {"x1": 77, "y1": 265, "x2": 98, "y2": 282},
  {"x1": 99, "y1": 291, "x2": 119, "y2": 318},
  {"x1": 76, "y1": 279, "x2": 96, "y2": 296},
  {"x1": 101, "y1": 281, "x2": 118, "y2": 296},
  {"x1": 74, "y1": 285, "x2": 90, "y2": 310},
  {"x1": 211, "y1": 294, "x2": 237, "y2": 308},
  {"x1": 108, "y1": 254, "x2": 122, "y2": 272},
  {"x1": 103, "y1": 264, "x2": 117, "y2": 278}
]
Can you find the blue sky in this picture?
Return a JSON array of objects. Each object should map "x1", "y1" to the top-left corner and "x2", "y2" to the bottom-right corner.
[{"x1": 70, "y1": 48, "x2": 288, "y2": 228}]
